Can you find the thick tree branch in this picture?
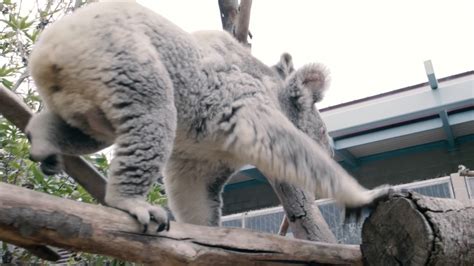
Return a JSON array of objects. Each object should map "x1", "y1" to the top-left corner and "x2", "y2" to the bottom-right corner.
[
  {"x1": 218, "y1": 0, "x2": 252, "y2": 46},
  {"x1": 234, "y1": 0, "x2": 252, "y2": 45},
  {"x1": 218, "y1": 0, "x2": 238, "y2": 34},
  {"x1": 270, "y1": 182, "x2": 337, "y2": 243},
  {"x1": 0, "y1": 85, "x2": 107, "y2": 203},
  {"x1": 0, "y1": 182, "x2": 363, "y2": 265}
]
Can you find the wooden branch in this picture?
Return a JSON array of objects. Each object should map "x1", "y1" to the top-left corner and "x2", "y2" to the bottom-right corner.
[
  {"x1": 278, "y1": 216, "x2": 289, "y2": 236},
  {"x1": 218, "y1": 0, "x2": 238, "y2": 34},
  {"x1": 0, "y1": 182, "x2": 363, "y2": 265},
  {"x1": 0, "y1": 85, "x2": 107, "y2": 203},
  {"x1": 0, "y1": 85, "x2": 33, "y2": 130},
  {"x1": 235, "y1": 0, "x2": 252, "y2": 45},
  {"x1": 270, "y1": 182, "x2": 338, "y2": 243},
  {"x1": 218, "y1": 0, "x2": 252, "y2": 46},
  {"x1": 362, "y1": 191, "x2": 474, "y2": 265}
]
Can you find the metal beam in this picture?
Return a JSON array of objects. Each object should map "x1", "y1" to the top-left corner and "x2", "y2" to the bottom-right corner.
[
  {"x1": 438, "y1": 110, "x2": 456, "y2": 150},
  {"x1": 333, "y1": 109, "x2": 473, "y2": 150},
  {"x1": 356, "y1": 134, "x2": 474, "y2": 163},
  {"x1": 424, "y1": 60, "x2": 439, "y2": 89},
  {"x1": 335, "y1": 149, "x2": 358, "y2": 167}
]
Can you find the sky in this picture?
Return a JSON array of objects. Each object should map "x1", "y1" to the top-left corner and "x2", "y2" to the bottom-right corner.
[{"x1": 136, "y1": 0, "x2": 474, "y2": 108}]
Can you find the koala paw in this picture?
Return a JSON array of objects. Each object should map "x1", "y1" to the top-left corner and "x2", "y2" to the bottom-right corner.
[
  {"x1": 105, "y1": 197, "x2": 169, "y2": 233},
  {"x1": 344, "y1": 186, "x2": 395, "y2": 223}
]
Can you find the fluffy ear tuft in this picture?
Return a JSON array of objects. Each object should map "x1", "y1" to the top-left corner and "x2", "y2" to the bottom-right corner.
[
  {"x1": 292, "y1": 63, "x2": 330, "y2": 103},
  {"x1": 272, "y1": 52, "x2": 295, "y2": 79}
]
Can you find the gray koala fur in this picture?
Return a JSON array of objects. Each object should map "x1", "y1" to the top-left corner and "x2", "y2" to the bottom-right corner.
[{"x1": 25, "y1": 2, "x2": 389, "y2": 231}]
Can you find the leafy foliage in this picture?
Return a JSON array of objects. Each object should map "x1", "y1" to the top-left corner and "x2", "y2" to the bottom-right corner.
[{"x1": 0, "y1": 0, "x2": 166, "y2": 264}]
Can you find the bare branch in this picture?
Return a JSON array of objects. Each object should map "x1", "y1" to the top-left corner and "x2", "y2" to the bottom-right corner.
[
  {"x1": 12, "y1": 69, "x2": 29, "y2": 92},
  {"x1": 218, "y1": 0, "x2": 252, "y2": 47},
  {"x1": 278, "y1": 216, "x2": 289, "y2": 236},
  {"x1": 234, "y1": 0, "x2": 252, "y2": 46},
  {"x1": 270, "y1": 181, "x2": 337, "y2": 243},
  {"x1": 218, "y1": 0, "x2": 238, "y2": 34},
  {"x1": 0, "y1": 182, "x2": 363, "y2": 265}
]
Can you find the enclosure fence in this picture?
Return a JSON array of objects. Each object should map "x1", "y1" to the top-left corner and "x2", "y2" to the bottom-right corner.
[{"x1": 222, "y1": 175, "x2": 457, "y2": 244}]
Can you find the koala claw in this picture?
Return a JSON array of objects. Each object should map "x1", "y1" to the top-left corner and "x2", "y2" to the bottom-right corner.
[
  {"x1": 156, "y1": 218, "x2": 168, "y2": 232},
  {"x1": 106, "y1": 197, "x2": 169, "y2": 233}
]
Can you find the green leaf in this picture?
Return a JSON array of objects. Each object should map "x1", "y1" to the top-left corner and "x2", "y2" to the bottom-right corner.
[
  {"x1": 0, "y1": 65, "x2": 16, "y2": 77},
  {"x1": 17, "y1": 16, "x2": 34, "y2": 30},
  {"x1": 0, "y1": 18, "x2": 16, "y2": 29},
  {"x1": 1, "y1": 78, "x2": 13, "y2": 88}
]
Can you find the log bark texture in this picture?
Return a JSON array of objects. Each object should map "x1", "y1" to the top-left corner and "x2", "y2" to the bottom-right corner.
[
  {"x1": 0, "y1": 182, "x2": 363, "y2": 265},
  {"x1": 361, "y1": 191, "x2": 474, "y2": 265}
]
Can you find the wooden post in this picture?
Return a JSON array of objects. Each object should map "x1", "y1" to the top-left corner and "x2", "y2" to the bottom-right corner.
[{"x1": 361, "y1": 191, "x2": 474, "y2": 265}]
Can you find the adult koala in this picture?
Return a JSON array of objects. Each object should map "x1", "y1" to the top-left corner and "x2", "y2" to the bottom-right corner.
[{"x1": 25, "y1": 2, "x2": 389, "y2": 231}]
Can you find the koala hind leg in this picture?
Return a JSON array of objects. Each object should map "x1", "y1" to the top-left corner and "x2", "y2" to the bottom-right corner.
[
  {"x1": 103, "y1": 57, "x2": 177, "y2": 232},
  {"x1": 164, "y1": 158, "x2": 233, "y2": 226}
]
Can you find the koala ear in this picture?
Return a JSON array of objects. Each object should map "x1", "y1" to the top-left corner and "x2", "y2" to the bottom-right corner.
[
  {"x1": 288, "y1": 63, "x2": 330, "y2": 103},
  {"x1": 272, "y1": 52, "x2": 295, "y2": 79}
]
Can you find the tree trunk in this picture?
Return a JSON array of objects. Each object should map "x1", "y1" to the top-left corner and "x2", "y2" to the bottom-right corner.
[
  {"x1": 0, "y1": 182, "x2": 363, "y2": 265},
  {"x1": 361, "y1": 191, "x2": 474, "y2": 265}
]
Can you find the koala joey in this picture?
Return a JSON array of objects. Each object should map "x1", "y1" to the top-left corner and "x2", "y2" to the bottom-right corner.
[{"x1": 25, "y1": 2, "x2": 390, "y2": 232}]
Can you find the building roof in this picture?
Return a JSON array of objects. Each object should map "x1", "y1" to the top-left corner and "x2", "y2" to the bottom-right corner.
[{"x1": 322, "y1": 70, "x2": 473, "y2": 165}]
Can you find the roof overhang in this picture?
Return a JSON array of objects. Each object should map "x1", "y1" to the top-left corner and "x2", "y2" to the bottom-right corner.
[{"x1": 227, "y1": 71, "x2": 474, "y2": 187}]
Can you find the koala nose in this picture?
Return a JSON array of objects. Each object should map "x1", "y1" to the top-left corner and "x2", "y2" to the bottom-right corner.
[{"x1": 43, "y1": 154, "x2": 59, "y2": 165}]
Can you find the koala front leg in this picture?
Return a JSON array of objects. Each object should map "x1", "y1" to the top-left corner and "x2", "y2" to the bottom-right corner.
[
  {"x1": 102, "y1": 60, "x2": 177, "y2": 232},
  {"x1": 164, "y1": 158, "x2": 234, "y2": 226},
  {"x1": 105, "y1": 99, "x2": 177, "y2": 232}
]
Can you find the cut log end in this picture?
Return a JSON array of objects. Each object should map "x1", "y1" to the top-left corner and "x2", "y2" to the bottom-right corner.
[
  {"x1": 361, "y1": 192, "x2": 474, "y2": 265},
  {"x1": 361, "y1": 197, "x2": 433, "y2": 265}
]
